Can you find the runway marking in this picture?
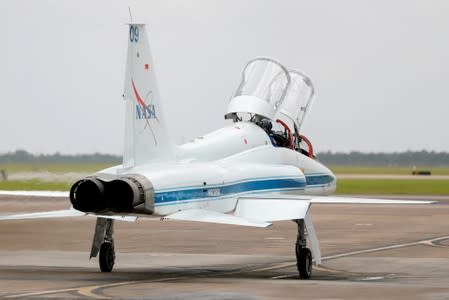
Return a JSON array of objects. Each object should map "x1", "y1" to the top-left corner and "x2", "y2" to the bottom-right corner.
[
  {"x1": 257, "y1": 235, "x2": 449, "y2": 276},
  {"x1": 78, "y1": 277, "x2": 182, "y2": 299},
  {"x1": 77, "y1": 281, "x2": 139, "y2": 299},
  {"x1": 360, "y1": 276, "x2": 384, "y2": 281},
  {"x1": 321, "y1": 235, "x2": 449, "y2": 261},
  {"x1": 6, "y1": 278, "x2": 181, "y2": 299},
  {"x1": 5, "y1": 281, "x2": 136, "y2": 299},
  {"x1": 272, "y1": 274, "x2": 296, "y2": 279},
  {"x1": 252, "y1": 262, "x2": 294, "y2": 273},
  {"x1": 5, "y1": 235, "x2": 449, "y2": 298}
]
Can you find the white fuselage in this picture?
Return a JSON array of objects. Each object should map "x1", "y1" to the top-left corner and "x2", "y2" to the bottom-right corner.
[{"x1": 101, "y1": 122, "x2": 336, "y2": 216}]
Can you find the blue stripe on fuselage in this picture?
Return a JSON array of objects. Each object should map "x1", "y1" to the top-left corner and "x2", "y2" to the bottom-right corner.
[
  {"x1": 305, "y1": 174, "x2": 335, "y2": 186},
  {"x1": 154, "y1": 177, "x2": 305, "y2": 205}
]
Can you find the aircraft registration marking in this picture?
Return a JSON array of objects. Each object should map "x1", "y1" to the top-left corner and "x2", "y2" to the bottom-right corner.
[{"x1": 207, "y1": 188, "x2": 221, "y2": 197}]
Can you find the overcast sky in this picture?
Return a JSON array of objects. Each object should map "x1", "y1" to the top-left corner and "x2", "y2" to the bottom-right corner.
[{"x1": 1, "y1": 0, "x2": 448, "y2": 155}]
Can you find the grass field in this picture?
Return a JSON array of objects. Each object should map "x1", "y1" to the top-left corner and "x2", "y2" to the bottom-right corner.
[
  {"x1": 336, "y1": 179, "x2": 449, "y2": 195},
  {"x1": 2, "y1": 163, "x2": 449, "y2": 175},
  {"x1": 0, "y1": 180, "x2": 72, "y2": 191},
  {"x1": 1, "y1": 178, "x2": 448, "y2": 196},
  {"x1": 329, "y1": 166, "x2": 449, "y2": 175},
  {"x1": 0, "y1": 163, "x2": 449, "y2": 195},
  {"x1": 0, "y1": 163, "x2": 114, "y2": 173}
]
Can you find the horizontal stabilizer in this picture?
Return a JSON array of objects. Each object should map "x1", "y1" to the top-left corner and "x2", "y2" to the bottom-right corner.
[
  {"x1": 0, "y1": 209, "x2": 84, "y2": 220},
  {"x1": 164, "y1": 209, "x2": 271, "y2": 227},
  {"x1": 0, "y1": 190, "x2": 68, "y2": 197},
  {"x1": 0, "y1": 208, "x2": 137, "y2": 222}
]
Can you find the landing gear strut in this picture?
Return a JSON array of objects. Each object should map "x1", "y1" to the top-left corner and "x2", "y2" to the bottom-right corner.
[
  {"x1": 90, "y1": 218, "x2": 116, "y2": 272},
  {"x1": 295, "y1": 219, "x2": 312, "y2": 279}
]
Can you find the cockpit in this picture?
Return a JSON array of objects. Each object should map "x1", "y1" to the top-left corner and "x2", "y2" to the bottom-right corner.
[{"x1": 225, "y1": 57, "x2": 316, "y2": 158}]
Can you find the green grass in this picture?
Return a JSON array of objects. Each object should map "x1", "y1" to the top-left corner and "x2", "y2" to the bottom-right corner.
[
  {"x1": 336, "y1": 179, "x2": 449, "y2": 195},
  {"x1": 0, "y1": 180, "x2": 72, "y2": 191},
  {"x1": 1, "y1": 178, "x2": 448, "y2": 196},
  {"x1": 2, "y1": 163, "x2": 449, "y2": 175},
  {"x1": 0, "y1": 163, "x2": 115, "y2": 173},
  {"x1": 1, "y1": 163, "x2": 448, "y2": 195},
  {"x1": 330, "y1": 166, "x2": 449, "y2": 175}
]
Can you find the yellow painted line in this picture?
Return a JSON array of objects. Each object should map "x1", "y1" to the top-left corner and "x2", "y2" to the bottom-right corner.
[
  {"x1": 77, "y1": 277, "x2": 182, "y2": 299},
  {"x1": 77, "y1": 281, "x2": 139, "y2": 299},
  {"x1": 6, "y1": 277, "x2": 182, "y2": 299},
  {"x1": 6, "y1": 235, "x2": 449, "y2": 298},
  {"x1": 5, "y1": 281, "x2": 137, "y2": 299}
]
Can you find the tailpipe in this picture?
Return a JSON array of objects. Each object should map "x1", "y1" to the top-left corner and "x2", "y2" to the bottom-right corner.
[
  {"x1": 107, "y1": 175, "x2": 154, "y2": 213},
  {"x1": 69, "y1": 174, "x2": 154, "y2": 214},
  {"x1": 70, "y1": 178, "x2": 106, "y2": 212}
]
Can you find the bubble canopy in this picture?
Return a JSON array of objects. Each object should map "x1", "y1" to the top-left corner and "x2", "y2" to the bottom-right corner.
[
  {"x1": 225, "y1": 58, "x2": 291, "y2": 121},
  {"x1": 276, "y1": 69, "x2": 315, "y2": 132}
]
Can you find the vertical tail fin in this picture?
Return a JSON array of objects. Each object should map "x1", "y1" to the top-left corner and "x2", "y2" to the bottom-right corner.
[{"x1": 122, "y1": 24, "x2": 174, "y2": 167}]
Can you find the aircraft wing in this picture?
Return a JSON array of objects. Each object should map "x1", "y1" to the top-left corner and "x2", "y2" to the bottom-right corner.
[
  {"x1": 164, "y1": 209, "x2": 271, "y2": 227},
  {"x1": 237, "y1": 194, "x2": 435, "y2": 205},
  {"x1": 157, "y1": 194, "x2": 434, "y2": 227},
  {"x1": 0, "y1": 190, "x2": 433, "y2": 224}
]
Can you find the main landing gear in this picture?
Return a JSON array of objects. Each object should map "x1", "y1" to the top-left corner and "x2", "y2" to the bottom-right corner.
[
  {"x1": 295, "y1": 219, "x2": 312, "y2": 279},
  {"x1": 90, "y1": 218, "x2": 116, "y2": 272}
]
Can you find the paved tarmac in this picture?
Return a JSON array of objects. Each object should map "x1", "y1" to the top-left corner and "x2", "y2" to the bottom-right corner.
[{"x1": 0, "y1": 195, "x2": 448, "y2": 299}]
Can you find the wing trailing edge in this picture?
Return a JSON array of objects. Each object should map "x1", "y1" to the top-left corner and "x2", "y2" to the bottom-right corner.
[{"x1": 164, "y1": 209, "x2": 271, "y2": 227}]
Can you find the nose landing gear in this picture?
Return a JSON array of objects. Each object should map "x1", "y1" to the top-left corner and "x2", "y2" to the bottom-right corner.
[{"x1": 295, "y1": 219, "x2": 312, "y2": 279}]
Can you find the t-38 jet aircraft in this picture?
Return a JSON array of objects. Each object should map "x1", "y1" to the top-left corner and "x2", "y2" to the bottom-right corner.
[{"x1": 0, "y1": 23, "x2": 431, "y2": 279}]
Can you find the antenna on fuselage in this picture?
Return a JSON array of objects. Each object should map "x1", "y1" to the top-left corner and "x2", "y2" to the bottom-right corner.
[{"x1": 128, "y1": 6, "x2": 133, "y2": 23}]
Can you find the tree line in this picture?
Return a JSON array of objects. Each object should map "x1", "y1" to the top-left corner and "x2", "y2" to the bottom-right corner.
[
  {"x1": 0, "y1": 150, "x2": 120, "y2": 164},
  {"x1": 317, "y1": 151, "x2": 449, "y2": 166},
  {"x1": 1, "y1": 150, "x2": 449, "y2": 166}
]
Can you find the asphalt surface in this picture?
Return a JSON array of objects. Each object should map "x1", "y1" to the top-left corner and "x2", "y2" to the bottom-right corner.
[{"x1": 0, "y1": 195, "x2": 448, "y2": 299}]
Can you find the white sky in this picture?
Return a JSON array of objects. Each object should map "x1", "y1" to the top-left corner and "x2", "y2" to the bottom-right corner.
[{"x1": 1, "y1": 0, "x2": 448, "y2": 155}]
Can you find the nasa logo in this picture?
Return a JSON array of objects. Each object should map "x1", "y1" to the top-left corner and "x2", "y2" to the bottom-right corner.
[
  {"x1": 136, "y1": 103, "x2": 157, "y2": 120},
  {"x1": 131, "y1": 79, "x2": 157, "y2": 120},
  {"x1": 129, "y1": 26, "x2": 139, "y2": 43},
  {"x1": 131, "y1": 79, "x2": 158, "y2": 144}
]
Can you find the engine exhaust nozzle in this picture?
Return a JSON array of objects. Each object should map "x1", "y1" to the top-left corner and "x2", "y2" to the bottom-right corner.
[{"x1": 70, "y1": 178, "x2": 106, "y2": 212}]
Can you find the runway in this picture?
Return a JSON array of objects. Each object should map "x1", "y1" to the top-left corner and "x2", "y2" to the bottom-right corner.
[{"x1": 0, "y1": 195, "x2": 449, "y2": 299}]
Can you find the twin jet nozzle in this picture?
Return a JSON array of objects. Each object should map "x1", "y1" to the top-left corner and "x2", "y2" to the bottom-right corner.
[{"x1": 70, "y1": 174, "x2": 154, "y2": 214}]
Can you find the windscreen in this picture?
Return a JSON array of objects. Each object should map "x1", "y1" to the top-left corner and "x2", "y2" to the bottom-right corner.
[{"x1": 234, "y1": 58, "x2": 290, "y2": 110}]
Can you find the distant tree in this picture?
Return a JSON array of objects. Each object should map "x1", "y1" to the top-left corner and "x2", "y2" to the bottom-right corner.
[
  {"x1": 0, "y1": 150, "x2": 121, "y2": 164},
  {"x1": 1, "y1": 150, "x2": 449, "y2": 166},
  {"x1": 317, "y1": 151, "x2": 449, "y2": 166}
]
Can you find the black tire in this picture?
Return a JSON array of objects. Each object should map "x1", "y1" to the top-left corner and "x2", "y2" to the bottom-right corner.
[
  {"x1": 99, "y1": 242, "x2": 115, "y2": 272},
  {"x1": 296, "y1": 247, "x2": 312, "y2": 279}
]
